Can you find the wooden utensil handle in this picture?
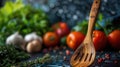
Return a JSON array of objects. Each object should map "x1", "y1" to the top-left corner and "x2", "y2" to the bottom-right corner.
[{"x1": 87, "y1": 0, "x2": 101, "y2": 37}]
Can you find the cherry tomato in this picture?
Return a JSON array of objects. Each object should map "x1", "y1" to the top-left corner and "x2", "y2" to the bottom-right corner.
[
  {"x1": 66, "y1": 32, "x2": 85, "y2": 50},
  {"x1": 43, "y1": 32, "x2": 59, "y2": 47},
  {"x1": 93, "y1": 30, "x2": 107, "y2": 51},
  {"x1": 52, "y1": 22, "x2": 70, "y2": 38},
  {"x1": 108, "y1": 30, "x2": 120, "y2": 50}
]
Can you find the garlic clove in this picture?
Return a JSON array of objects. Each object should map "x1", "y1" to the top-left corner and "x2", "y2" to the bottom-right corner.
[
  {"x1": 24, "y1": 32, "x2": 37, "y2": 42},
  {"x1": 6, "y1": 32, "x2": 26, "y2": 50},
  {"x1": 6, "y1": 32, "x2": 19, "y2": 45},
  {"x1": 24, "y1": 32, "x2": 43, "y2": 44}
]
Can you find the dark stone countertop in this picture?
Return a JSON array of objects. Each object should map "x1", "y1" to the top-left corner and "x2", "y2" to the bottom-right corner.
[{"x1": 26, "y1": 46, "x2": 120, "y2": 67}]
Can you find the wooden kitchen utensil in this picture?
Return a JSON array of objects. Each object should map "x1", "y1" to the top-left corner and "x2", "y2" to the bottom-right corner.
[{"x1": 70, "y1": 0, "x2": 101, "y2": 67}]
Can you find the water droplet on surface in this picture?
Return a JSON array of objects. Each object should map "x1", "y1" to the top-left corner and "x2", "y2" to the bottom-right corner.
[{"x1": 73, "y1": 15, "x2": 78, "y2": 20}]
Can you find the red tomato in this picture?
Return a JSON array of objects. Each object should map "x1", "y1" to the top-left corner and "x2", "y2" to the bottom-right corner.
[
  {"x1": 108, "y1": 30, "x2": 120, "y2": 50},
  {"x1": 43, "y1": 32, "x2": 59, "y2": 47},
  {"x1": 93, "y1": 30, "x2": 107, "y2": 51},
  {"x1": 52, "y1": 22, "x2": 70, "y2": 38},
  {"x1": 66, "y1": 32, "x2": 85, "y2": 50}
]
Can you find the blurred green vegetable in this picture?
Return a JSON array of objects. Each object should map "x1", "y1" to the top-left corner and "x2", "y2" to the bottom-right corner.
[
  {"x1": 72, "y1": 20, "x2": 88, "y2": 34},
  {"x1": 0, "y1": 0, "x2": 24, "y2": 16},
  {"x1": 60, "y1": 36, "x2": 67, "y2": 45},
  {"x1": 0, "y1": 0, "x2": 51, "y2": 45},
  {"x1": 72, "y1": 13, "x2": 113, "y2": 35}
]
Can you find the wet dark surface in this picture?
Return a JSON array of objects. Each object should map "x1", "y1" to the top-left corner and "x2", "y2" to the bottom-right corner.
[
  {"x1": 47, "y1": 0, "x2": 120, "y2": 27},
  {"x1": 27, "y1": 46, "x2": 120, "y2": 67}
]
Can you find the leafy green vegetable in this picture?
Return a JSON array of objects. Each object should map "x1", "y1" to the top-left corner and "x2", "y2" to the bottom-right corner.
[
  {"x1": 72, "y1": 20, "x2": 88, "y2": 34},
  {"x1": 72, "y1": 13, "x2": 113, "y2": 35},
  {"x1": 0, "y1": 0, "x2": 51, "y2": 45},
  {"x1": 72, "y1": 13, "x2": 120, "y2": 36},
  {"x1": 60, "y1": 36, "x2": 67, "y2": 45},
  {"x1": 0, "y1": 0, "x2": 24, "y2": 16}
]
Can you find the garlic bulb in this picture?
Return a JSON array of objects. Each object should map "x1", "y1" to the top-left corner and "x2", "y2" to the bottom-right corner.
[
  {"x1": 26, "y1": 39, "x2": 42, "y2": 53},
  {"x1": 24, "y1": 32, "x2": 42, "y2": 44},
  {"x1": 6, "y1": 32, "x2": 26, "y2": 50}
]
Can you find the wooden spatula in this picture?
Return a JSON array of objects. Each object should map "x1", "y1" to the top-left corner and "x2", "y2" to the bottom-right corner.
[{"x1": 70, "y1": 0, "x2": 101, "y2": 67}]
